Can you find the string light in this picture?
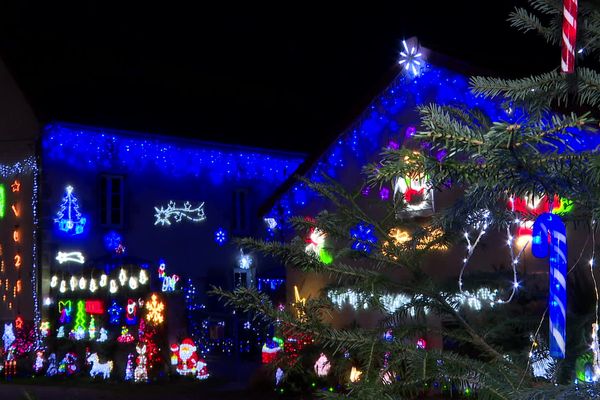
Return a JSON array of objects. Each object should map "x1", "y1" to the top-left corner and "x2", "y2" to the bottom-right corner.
[
  {"x1": 54, "y1": 185, "x2": 87, "y2": 235},
  {"x1": 0, "y1": 184, "x2": 4, "y2": 219},
  {"x1": 55, "y1": 251, "x2": 85, "y2": 264},
  {"x1": 154, "y1": 201, "x2": 206, "y2": 226},
  {"x1": 458, "y1": 209, "x2": 491, "y2": 293}
]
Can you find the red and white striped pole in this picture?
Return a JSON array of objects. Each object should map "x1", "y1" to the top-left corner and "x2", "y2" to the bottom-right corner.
[{"x1": 561, "y1": 0, "x2": 578, "y2": 73}]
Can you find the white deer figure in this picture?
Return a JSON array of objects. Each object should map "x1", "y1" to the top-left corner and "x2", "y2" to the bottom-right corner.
[{"x1": 87, "y1": 353, "x2": 113, "y2": 379}]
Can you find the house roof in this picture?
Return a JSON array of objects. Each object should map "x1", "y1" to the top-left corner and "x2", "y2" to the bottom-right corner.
[
  {"x1": 42, "y1": 122, "x2": 306, "y2": 185},
  {"x1": 258, "y1": 39, "x2": 501, "y2": 217}
]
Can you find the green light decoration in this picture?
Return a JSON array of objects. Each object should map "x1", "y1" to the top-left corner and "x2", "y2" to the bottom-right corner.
[
  {"x1": 552, "y1": 197, "x2": 574, "y2": 215},
  {"x1": 88, "y1": 316, "x2": 96, "y2": 339},
  {"x1": 576, "y1": 352, "x2": 594, "y2": 383},
  {"x1": 0, "y1": 184, "x2": 5, "y2": 219},
  {"x1": 319, "y1": 248, "x2": 333, "y2": 265},
  {"x1": 75, "y1": 300, "x2": 86, "y2": 331}
]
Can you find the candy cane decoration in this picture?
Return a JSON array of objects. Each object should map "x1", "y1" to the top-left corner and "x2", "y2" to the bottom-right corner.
[
  {"x1": 532, "y1": 213, "x2": 567, "y2": 358},
  {"x1": 561, "y1": 0, "x2": 578, "y2": 73}
]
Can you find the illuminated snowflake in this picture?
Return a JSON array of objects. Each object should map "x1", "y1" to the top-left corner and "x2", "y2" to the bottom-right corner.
[
  {"x1": 145, "y1": 294, "x2": 165, "y2": 325},
  {"x1": 398, "y1": 39, "x2": 423, "y2": 77},
  {"x1": 350, "y1": 223, "x2": 377, "y2": 253},
  {"x1": 215, "y1": 228, "x2": 227, "y2": 245}
]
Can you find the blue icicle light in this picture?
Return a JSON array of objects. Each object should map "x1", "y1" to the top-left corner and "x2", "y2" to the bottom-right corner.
[{"x1": 531, "y1": 213, "x2": 567, "y2": 359}]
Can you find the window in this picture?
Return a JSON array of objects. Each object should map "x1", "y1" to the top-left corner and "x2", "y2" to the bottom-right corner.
[
  {"x1": 100, "y1": 175, "x2": 124, "y2": 227},
  {"x1": 232, "y1": 189, "x2": 249, "y2": 233}
]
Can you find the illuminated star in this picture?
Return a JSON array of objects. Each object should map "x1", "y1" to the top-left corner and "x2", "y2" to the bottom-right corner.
[
  {"x1": 398, "y1": 39, "x2": 423, "y2": 76},
  {"x1": 10, "y1": 180, "x2": 20, "y2": 192}
]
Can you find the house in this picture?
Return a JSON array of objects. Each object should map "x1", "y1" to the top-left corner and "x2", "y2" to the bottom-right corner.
[
  {"x1": 0, "y1": 57, "x2": 305, "y2": 349},
  {"x1": 261, "y1": 39, "x2": 598, "y2": 349}
]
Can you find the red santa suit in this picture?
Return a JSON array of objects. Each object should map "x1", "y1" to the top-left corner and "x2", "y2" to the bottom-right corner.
[{"x1": 171, "y1": 338, "x2": 199, "y2": 376}]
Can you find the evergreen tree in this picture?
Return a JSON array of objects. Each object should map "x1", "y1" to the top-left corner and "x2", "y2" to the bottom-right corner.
[{"x1": 214, "y1": 1, "x2": 600, "y2": 398}]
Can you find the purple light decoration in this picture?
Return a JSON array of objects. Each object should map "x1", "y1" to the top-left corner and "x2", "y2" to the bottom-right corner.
[
  {"x1": 361, "y1": 186, "x2": 370, "y2": 197},
  {"x1": 388, "y1": 140, "x2": 399, "y2": 150},
  {"x1": 405, "y1": 126, "x2": 416, "y2": 137},
  {"x1": 379, "y1": 187, "x2": 390, "y2": 200}
]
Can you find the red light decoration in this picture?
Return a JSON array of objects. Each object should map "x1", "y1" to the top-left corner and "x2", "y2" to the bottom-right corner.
[
  {"x1": 10, "y1": 180, "x2": 20, "y2": 193},
  {"x1": 15, "y1": 316, "x2": 23, "y2": 329},
  {"x1": 417, "y1": 338, "x2": 427, "y2": 349},
  {"x1": 85, "y1": 300, "x2": 105, "y2": 315},
  {"x1": 126, "y1": 299, "x2": 137, "y2": 324}
]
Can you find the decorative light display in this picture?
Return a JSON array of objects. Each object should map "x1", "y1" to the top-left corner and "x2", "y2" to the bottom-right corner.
[
  {"x1": 561, "y1": 0, "x2": 578, "y2": 73},
  {"x1": 58, "y1": 352, "x2": 78, "y2": 375},
  {"x1": 328, "y1": 287, "x2": 500, "y2": 315},
  {"x1": 591, "y1": 323, "x2": 600, "y2": 381},
  {"x1": 126, "y1": 299, "x2": 138, "y2": 325},
  {"x1": 51, "y1": 268, "x2": 148, "y2": 294},
  {"x1": 10, "y1": 180, "x2": 20, "y2": 192},
  {"x1": 214, "y1": 228, "x2": 227, "y2": 245},
  {"x1": 58, "y1": 300, "x2": 72, "y2": 323},
  {"x1": 98, "y1": 328, "x2": 108, "y2": 342},
  {"x1": 264, "y1": 217, "x2": 278, "y2": 230},
  {"x1": 40, "y1": 321, "x2": 50, "y2": 338},
  {"x1": 54, "y1": 185, "x2": 87, "y2": 235},
  {"x1": 134, "y1": 343, "x2": 148, "y2": 383},
  {"x1": 74, "y1": 300, "x2": 87, "y2": 331},
  {"x1": 509, "y1": 195, "x2": 573, "y2": 246},
  {"x1": 262, "y1": 337, "x2": 283, "y2": 364},
  {"x1": 2, "y1": 323, "x2": 15, "y2": 351},
  {"x1": 350, "y1": 222, "x2": 377, "y2": 253},
  {"x1": 34, "y1": 353, "x2": 46, "y2": 375},
  {"x1": 238, "y1": 249, "x2": 253, "y2": 270},
  {"x1": 100, "y1": 274, "x2": 108, "y2": 287},
  {"x1": 350, "y1": 367, "x2": 363, "y2": 382},
  {"x1": 257, "y1": 278, "x2": 285, "y2": 292},
  {"x1": 529, "y1": 336, "x2": 555, "y2": 380},
  {"x1": 158, "y1": 260, "x2": 180, "y2": 292},
  {"x1": 154, "y1": 201, "x2": 206, "y2": 226},
  {"x1": 15, "y1": 316, "x2": 23, "y2": 329},
  {"x1": 458, "y1": 209, "x2": 491, "y2": 293},
  {"x1": 314, "y1": 353, "x2": 331, "y2": 377},
  {"x1": 393, "y1": 173, "x2": 433, "y2": 215},
  {"x1": 304, "y1": 225, "x2": 333, "y2": 264},
  {"x1": 88, "y1": 316, "x2": 96, "y2": 339},
  {"x1": 294, "y1": 285, "x2": 307, "y2": 320},
  {"x1": 43, "y1": 124, "x2": 304, "y2": 184},
  {"x1": 125, "y1": 353, "x2": 135, "y2": 381},
  {"x1": 117, "y1": 326, "x2": 135, "y2": 343},
  {"x1": 532, "y1": 213, "x2": 567, "y2": 359},
  {"x1": 276, "y1": 367, "x2": 284, "y2": 386},
  {"x1": 103, "y1": 231, "x2": 122, "y2": 252},
  {"x1": 0, "y1": 183, "x2": 4, "y2": 219},
  {"x1": 145, "y1": 294, "x2": 165, "y2": 325},
  {"x1": 87, "y1": 353, "x2": 113, "y2": 379},
  {"x1": 170, "y1": 338, "x2": 200, "y2": 376},
  {"x1": 119, "y1": 269, "x2": 128, "y2": 286},
  {"x1": 417, "y1": 338, "x2": 427, "y2": 349},
  {"x1": 11, "y1": 204, "x2": 19, "y2": 217},
  {"x1": 55, "y1": 251, "x2": 85, "y2": 264},
  {"x1": 56, "y1": 326, "x2": 65, "y2": 338},
  {"x1": 398, "y1": 39, "x2": 423, "y2": 76},
  {"x1": 70, "y1": 326, "x2": 85, "y2": 341},
  {"x1": 46, "y1": 353, "x2": 58, "y2": 376}
]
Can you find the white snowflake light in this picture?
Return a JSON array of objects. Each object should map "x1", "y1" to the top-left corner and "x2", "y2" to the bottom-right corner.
[{"x1": 398, "y1": 40, "x2": 423, "y2": 77}]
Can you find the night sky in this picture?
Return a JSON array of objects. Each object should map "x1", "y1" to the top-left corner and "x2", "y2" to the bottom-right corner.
[{"x1": 0, "y1": 1, "x2": 556, "y2": 153}]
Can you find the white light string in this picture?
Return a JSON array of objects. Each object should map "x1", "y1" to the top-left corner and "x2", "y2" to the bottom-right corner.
[{"x1": 458, "y1": 210, "x2": 491, "y2": 293}]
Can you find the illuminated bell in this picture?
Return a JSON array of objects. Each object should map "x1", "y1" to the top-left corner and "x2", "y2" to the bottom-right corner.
[
  {"x1": 99, "y1": 274, "x2": 108, "y2": 287},
  {"x1": 50, "y1": 276, "x2": 58, "y2": 288},
  {"x1": 78, "y1": 277, "x2": 87, "y2": 290},
  {"x1": 109, "y1": 279, "x2": 118, "y2": 294}
]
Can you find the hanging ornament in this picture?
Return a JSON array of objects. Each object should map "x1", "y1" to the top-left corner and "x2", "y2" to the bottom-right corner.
[
  {"x1": 314, "y1": 353, "x2": 331, "y2": 377},
  {"x1": 350, "y1": 367, "x2": 363, "y2": 383},
  {"x1": 532, "y1": 213, "x2": 567, "y2": 359},
  {"x1": 561, "y1": 0, "x2": 578, "y2": 73},
  {"x1": 262, "y1": 337, "x2": 283, "y2": 364}
]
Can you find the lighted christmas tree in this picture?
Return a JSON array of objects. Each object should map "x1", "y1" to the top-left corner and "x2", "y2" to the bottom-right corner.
[
  {"x1": 214, "y1": 2, "x2": 600, "y2": 398},
  {"x1": 54, "y1": 185, "x2": 87, "y2": 235}
]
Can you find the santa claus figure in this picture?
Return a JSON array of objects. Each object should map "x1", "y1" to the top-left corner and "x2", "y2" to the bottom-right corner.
[
  {"x1": 170, "y1": 338, "x2": 199, "y2": 376},
  {"x1": 195, "y1": 357, "x2": 209, "y2": 380}
]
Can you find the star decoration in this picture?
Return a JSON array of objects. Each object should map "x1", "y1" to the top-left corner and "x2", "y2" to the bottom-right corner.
[{"x1": 10, "y1": 180, "x2": 20, "y2": 192}]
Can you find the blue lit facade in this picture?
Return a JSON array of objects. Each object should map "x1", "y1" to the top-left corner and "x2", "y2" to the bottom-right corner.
[{"x1": 38, "y1": 123, "x2": 304, "y2": 333}]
